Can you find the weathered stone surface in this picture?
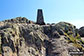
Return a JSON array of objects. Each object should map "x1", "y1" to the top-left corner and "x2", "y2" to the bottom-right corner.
[
  {"x1": 55, "y1": 22, "x2": 77, "y2": 36},
  {"x1": 52, "y1": 31, "x2": 60, "y2": 38},
  {"x1": 0, "y1": 17, "x2": 82, "y2": 56},
  {"x1": 57, "y1": 29, "x2": 64, "y2": 35},
  {"x1": 78, "y1": 26, "x2": 84, "y2": 37},
  {"x1": 3, "y1": 17, "x2": 34, "y2": 24},
  {"x1": 1, "y1": 24, "x2": 48, "y2": 56}
]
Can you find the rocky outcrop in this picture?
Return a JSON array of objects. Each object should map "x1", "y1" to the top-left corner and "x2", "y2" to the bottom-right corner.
[
  {"x1": 55, "y1": 22, "x2": 76, "y2": 36},
  {"x1": 78, "y1": 26, "x2": 84, "y2": 37},
  {"x1": 3, "y1": 17, "x2": 34, "y2": 24},
  {"x1": 0, "y1": 17, "x2": 83, "y2": 56},
  {"x1": 1, "y1": 23, "x2": 48, "y2": 56}
]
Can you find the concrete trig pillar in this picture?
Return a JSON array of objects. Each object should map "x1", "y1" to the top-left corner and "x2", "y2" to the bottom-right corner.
[{"x1": 36, "y1": 9, "x2": 45, "y2": 25}]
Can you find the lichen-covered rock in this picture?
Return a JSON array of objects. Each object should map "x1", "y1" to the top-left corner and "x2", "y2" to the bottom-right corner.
[
  {"x1": 0, "y1": 18, "x2": 82, "y2": 56},
  {"x1": 55, "y1": 22, "x2": 76, "y2": 36},
  {"x1": 1, "y1": 24, "x2": 49, "y2": 56}
]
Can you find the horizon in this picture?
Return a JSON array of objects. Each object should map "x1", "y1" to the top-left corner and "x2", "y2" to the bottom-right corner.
[{"x1": 0, "y1": 0, "x2": 84, "y2": 28}]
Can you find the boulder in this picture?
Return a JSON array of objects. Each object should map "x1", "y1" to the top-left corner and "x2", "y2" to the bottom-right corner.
[
  {"x1": 55, "y1": 22, "x2": 76, "y2": 36},
  {"x1": 78, "y1": 26, "x2": 84, "y2": 37}
]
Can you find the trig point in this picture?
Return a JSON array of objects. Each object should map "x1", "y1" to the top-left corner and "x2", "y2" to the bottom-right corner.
[{"x1": 36, "y1": 9, "x2": 45, "y2": 25}]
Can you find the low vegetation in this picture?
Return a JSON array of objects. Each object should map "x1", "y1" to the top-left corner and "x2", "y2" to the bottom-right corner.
[{"x1": 64, "y1": 32, "x2": 84, "y2": 51}]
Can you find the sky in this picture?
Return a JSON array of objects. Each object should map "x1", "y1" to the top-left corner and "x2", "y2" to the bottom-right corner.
[{"x1": 0, "y1": 0, "x2": 84, "y2": 28}]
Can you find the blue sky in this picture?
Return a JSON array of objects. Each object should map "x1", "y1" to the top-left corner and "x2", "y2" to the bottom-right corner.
[{"x1": 0, "y1": 0, "x2": 84, "y2": 28}]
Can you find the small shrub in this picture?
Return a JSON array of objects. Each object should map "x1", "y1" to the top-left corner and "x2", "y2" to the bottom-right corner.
[{"x1": 64, "y1": 32, "x2": 84, "y2": 51}]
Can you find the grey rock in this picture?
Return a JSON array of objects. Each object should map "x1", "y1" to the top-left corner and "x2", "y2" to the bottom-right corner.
[
  {"x1": 78, "y1": 26, "x2": 84, "y2": 37},
  {"x1": 0, "y1": 19, "x2": 81, "y2": 56}
]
